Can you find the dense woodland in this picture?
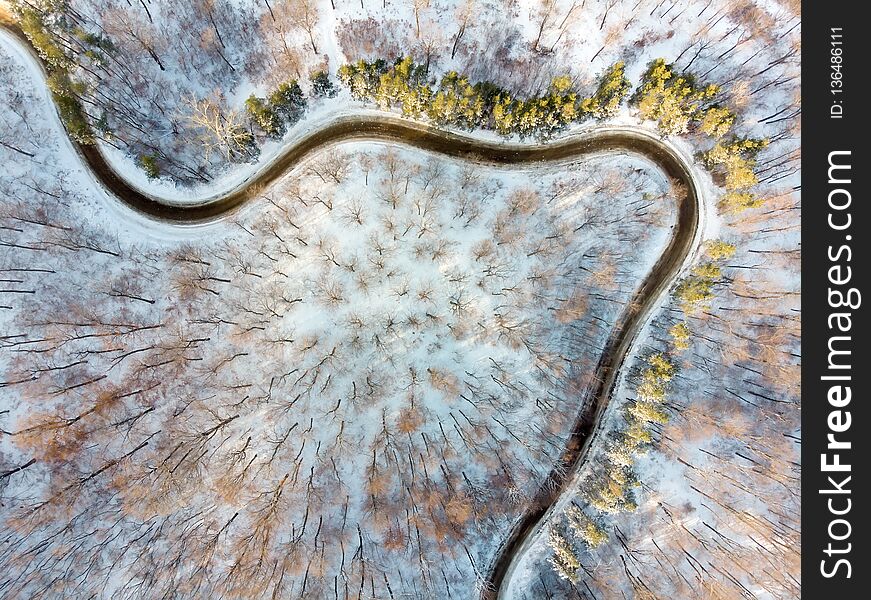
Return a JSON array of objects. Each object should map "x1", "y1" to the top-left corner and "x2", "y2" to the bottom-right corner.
[
  {"x1": 0, "y1": 51, "x2": 678, "y2": 594},
  {"x1": 1, "y1": 0, "x2": 801, "y2": 599},
  {"x1": 8, "y1": 0, "x2": 798, "y2": 189}
]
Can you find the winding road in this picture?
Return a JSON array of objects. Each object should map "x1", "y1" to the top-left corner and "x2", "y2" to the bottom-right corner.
[{"x1": 1, "y1": 19, "x2": 705, "y2": 600}]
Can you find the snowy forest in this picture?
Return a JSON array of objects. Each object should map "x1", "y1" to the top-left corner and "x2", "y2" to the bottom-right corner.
[{"x1": 0, "y1": 1, "x2": 800, "y2": 599}]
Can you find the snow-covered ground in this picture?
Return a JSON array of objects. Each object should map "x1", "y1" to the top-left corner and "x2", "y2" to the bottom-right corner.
[
  {"x1": 1, "y1": 26, "x2": 684, "y2": 597},
  {"x1": 1, "y1": 0, "x2": 800, "y2": 598},
  {"x1": 6, "y1": 0, "x2": 799, "y2": 192}
]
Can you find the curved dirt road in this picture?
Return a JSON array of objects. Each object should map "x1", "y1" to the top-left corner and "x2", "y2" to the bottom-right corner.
[{"x1": 1, "y1": 20, "x2": 704, "y2": 600}]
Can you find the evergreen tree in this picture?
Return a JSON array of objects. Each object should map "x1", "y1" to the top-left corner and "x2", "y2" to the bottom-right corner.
[
  {"x1": 16, "y1": 3, "x2": 94, "y2": 144},
  {"x1": 428, "y1": 71, "x2": 485, "y2": 129},
  {"x1": 704, "y1": 239, "x2": 737, "y2": 260},
  {"x1": 47, "y1": 72, "x2": 93, "y2": 144},
  {"x1": 589, "y1": 466, "x2": 638, "y2": 514},
  {"x1": 268, "y1": 81, "x2": 306, "y2": 124},
  {"x1": 492, "y1": 94, "x2": 515, "y2": 136},
  {"x1": 338, "y1": 59, "x2": 389, "y2": 100},
  {"x1": 310, "y1": 71, "x2": 337, "y2": 98},
  {"x1": 625, "y1": 419, "x2": 653, "y2": 444},
  {"x1": 245, "y1": 95, "x2": 284, "y2": 138},
  {"x1": 567, "y1": 506, "x2": 608, "y2": 548},
  {"x1": 585, "y1": 61, "x2": 631, "y2": 119},
  {"x1": 703, "y1": 137, "x2": 768, "y2": 189},
  {"x1": 548, "y1": 528, "x2": 581, "y2": 581},
  {"x1": 675, "y1": 273, "x2": 716, "y2": 309},
  {"x1": 668, "y1": 322, "x2": 692, "y2": 351},
  {"x1": 718, "y1": 190, "x2": 765, "y2": 213},
  {"x1": 692, "y1": 262, "x2": 722, "y2": 280},
  {"x1": 699, "y1": 105, "x2": 735, "y2": 139},
  {"x1": 15, "y1": 4, "x2": 69, "y2": 69},
  {"x1": 374, "y1": 56, "x2": 429, "y2": 117},
  {"x1": 704, "y1": 137, "x2": 769, "y2": 211},
  {"x1": 634, "y1": 59, "x2": 719, "y2": 135},
  {"x1": 139, "y1": 154, "x2": 161, "y2": 179},
  {"x1": 628, "y1": 400, "x2": 669, "y2": 424}
]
